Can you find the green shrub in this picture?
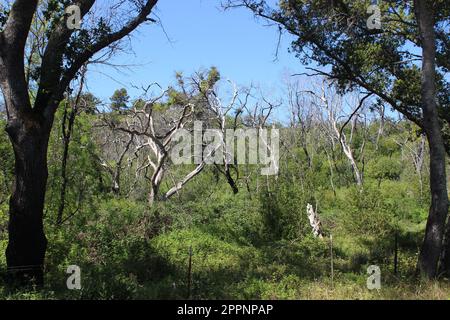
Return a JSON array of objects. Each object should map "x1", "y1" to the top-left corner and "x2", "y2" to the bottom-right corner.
[
  {"x1": 367, "y1": 156, "x2": 403, "y2": 185},
  {"x1": 259, "y1": 181, "x2": 312, "y2": 241}
]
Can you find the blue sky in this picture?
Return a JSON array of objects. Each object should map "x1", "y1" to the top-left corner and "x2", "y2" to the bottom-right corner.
[{"x1": 86, "y1": 0, "x2": 302, "y2": 108}]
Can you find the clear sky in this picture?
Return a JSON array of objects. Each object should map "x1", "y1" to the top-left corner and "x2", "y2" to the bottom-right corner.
[{"x1": 85, "y1": 0, "x2": 302, "y2": 110}]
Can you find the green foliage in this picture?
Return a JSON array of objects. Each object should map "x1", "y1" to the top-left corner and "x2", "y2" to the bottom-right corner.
[
  {"x1": 367, "y1": 156, "x2": 403, "y2": 183},
  {"x1": 340, "y1": 186, "x2": 395, "y2": 238},
  {"x1": 110, "y1": 88, "x2": 130, "y2": 112},
  {"x1": 260, "y1": 181, "x2": 312, "y2": 241},
  {"x1": 45, "y1": 110, "x2": 105, "y2": 223},
  {"x1": 0, "y1": 73, "x2": 440, "y2": 299},
  {"x1": 0, "y1": 0, "x2": 449, "y2": 299},
  {"x1": 200, "y1": 66, "x2": 221, "y2": 92}
]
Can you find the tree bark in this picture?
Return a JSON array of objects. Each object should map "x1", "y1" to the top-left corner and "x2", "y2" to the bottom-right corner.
[
  {"x1": 5, "y1": 116, "x2": 50, "y2": 286},
  {"x1": 414, "y1": 0, "x2": 449, "y2": 278},
  {"x1": 163, "y1": 163, "x2": 206, "y2": 200},
  {"x1": 57, "y1": 103, "x2": 75, "y2": 225},
  {"x1": 331, "y1": 108, "x2": 363, "y2": 187},
  {"x1": 57, "y1": 69, "x2": 86, "y2": 225},
  {"x1": 224, "y1": 167, "x2": 239, "y2": 194},
  {"x1": 149, "y1": 162, "x2": 165, "y2": 206},
  {"x1": 149, "y1": 180, "x2": 161, "y2": 206}
]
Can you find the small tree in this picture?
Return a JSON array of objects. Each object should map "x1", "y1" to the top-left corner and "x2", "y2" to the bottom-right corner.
[{"x1": 110, "y1": 88, "x2": 131, "y2": 113}]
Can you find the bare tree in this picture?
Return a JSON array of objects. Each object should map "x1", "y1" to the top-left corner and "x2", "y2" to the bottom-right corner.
[
  {"x1": 308, "y1": 82, "x2": 366, "y2": 187},
  {"x1": 195, "y1": 78, "x2": 241, "y2": 194},
  {"x1": 241, "y1": 90, "x2": 279, "y2": 192},
  {"x1": 165, "y1": 72, "x2": 278, "y2": 197},
  {"x1": 375, "y1": 105, "x2": 386, "y2": 151},
  {"x1": 286, "y1": 79, "x2": 314, "y2": 169},
  {"x1": 95, "y1": 124, "x2": 135, "y2": 196},
  {"x1": 105, "y1": 92, "x2": 193, "y2": 205}
]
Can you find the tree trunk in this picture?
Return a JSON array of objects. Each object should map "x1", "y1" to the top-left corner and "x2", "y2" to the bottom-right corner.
[
  {"x1": 57, "y1": 104, "x2": 74, "y2": 225},
  {"x1": 5, "y1": 116, "x2": 50, "y2": 286},
  {"x1": 149, "y1": 182, "x2": 160, "y2": 206},
  {"x1": 375, "y1": 105, "x2": 385, "y2": 151},
  {"x1": 57, "y1": 132, "x2": 69, "y2": 225},
  {"x1": 224, "y1": 168, "x2": 239, "y2": 194},
  {"x1": 163, "y1": 162, "x2": 206, "y2": 200},
  {"x1": 333, "y1": 123, "x2": 363, "y2": 187},
  {"x1": 57, "y1": 70, "x2": 85, "y2": 224},
  {"x1": 414, "y1": 0, "x2": 449, "y2": 278},
  {"x1": 149, "y1": 165, "x2": 164, "y2": 206}
]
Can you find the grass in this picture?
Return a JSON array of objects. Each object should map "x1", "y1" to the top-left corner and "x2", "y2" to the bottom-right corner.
[
  {"x1": 1, "y1": 226, "x2": 449, "y2": 300},
  {"x1": 0, "y1": 194, "x2": 448, "y2": 300}
]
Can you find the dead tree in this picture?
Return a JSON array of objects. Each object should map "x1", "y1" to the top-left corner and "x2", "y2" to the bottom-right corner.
[
  {"x1": 241, "y1": 92, "x2": 280, "y2": 191},
  {"x1": 309, "y1": 82, "x2": 367, "y2": 187},
  {"x1": 105, "y1": 86, "x2": 223, "y2": 205},
  {"x1": 286, "y1": 79, "x2": 314, "y2": 169},
  {"x1": 96, "y1": 127, "x2": 135, "y2": 196},
  {"x1": 194, "y1": 77, "x2": 241, "y2": 194},
  {"x1": 375, "y1": 105, "x2": 386, "y2": 150},
  {"x1": 105, "y1": 92, "x2": 193, "y2": 205}
]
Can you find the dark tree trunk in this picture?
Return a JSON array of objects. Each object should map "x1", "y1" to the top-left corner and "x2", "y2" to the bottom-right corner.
[
  {"x1": 57, "y1": 137, "x2": 69, "y2": 225},
  {"x1": 149, "y1": 166, "x2": 164, "y2": 206},
  {"x1": 5, "y1": 116, "x2": 50, "y2": 286},
  {"x1": 215, "y1": 164, "x2": 239, "y2": 194},
  {"x1": 225, "y1": 170, "x2": 239, "y2": 194},
  {"x1": 414, "y1": 0, "x2": 449, "y2": 278},
  {"x1": 57, "y1": 106, "x2": 73, "y2": 225},
  {"x1": 57, "y1": 72, "x2": 85, "y2": 225}
]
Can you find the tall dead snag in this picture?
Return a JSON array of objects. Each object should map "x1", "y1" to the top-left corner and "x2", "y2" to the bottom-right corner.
[
  {"x1": 286, "y1": 79, "x2": 313, "y2": 169},
  {"x1": 375, "y1": 105, "x2": 385, "y2": 151},
  {"x1": 0, "y1": 0, "x2": 159, "y2": 285},
  {"x1": 192, "y1": 76, "x2": 241, "y2": 194},
  {"x1": 241, "y1": 91, "x2": 279, "y2": 189},
  {"x1": 309, "y1": 82, "x2": 366, "y2": 187}
]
